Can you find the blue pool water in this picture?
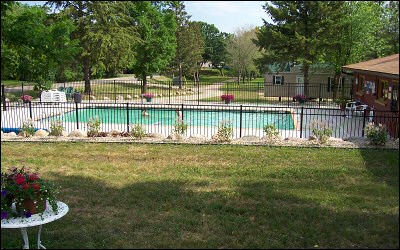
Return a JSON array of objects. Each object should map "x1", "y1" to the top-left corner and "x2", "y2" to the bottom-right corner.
[{"x1": 47, "y1": 107, "x2": 295, "y2": 130}]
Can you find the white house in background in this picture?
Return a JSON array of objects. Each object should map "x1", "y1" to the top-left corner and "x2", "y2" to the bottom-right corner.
[{"x1": 264, "y1": 63, "x2": 353, "y2": 99}]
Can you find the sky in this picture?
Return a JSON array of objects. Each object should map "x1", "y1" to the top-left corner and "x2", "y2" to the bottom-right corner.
[{"x1": 18, "y1": 1, "x2": 270, "y2": 34}]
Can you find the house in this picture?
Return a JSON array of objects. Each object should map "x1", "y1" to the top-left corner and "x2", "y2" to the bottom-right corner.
[
  {"x1": 342, "y1": 54, "x2": 399, "y2": 138},
  {"x1": 264, "y1": 63, "x2": 352, "y2": 100}
]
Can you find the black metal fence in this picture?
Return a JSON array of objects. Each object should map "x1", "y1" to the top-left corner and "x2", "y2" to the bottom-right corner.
[
  {"x1": 1, "y1": 101, "x2": 398, "y2": 140},
  {"x1": 1, "y1": 80, "x2": 353, "y2": 108}
]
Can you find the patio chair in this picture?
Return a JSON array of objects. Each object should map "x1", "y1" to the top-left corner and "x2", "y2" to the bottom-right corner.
[
  {"x1": 57, "y1": 86, "x2": 65, "y2": 92},
  {"x1": 65, "y1": 86, "x2": 75, "y2": 101},
  {"x1": 345, "y1": 101, "x2": 357, "y2": 118}
]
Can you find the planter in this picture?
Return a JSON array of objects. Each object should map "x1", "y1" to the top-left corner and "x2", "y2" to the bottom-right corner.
[
  {"x1": 145, "y1": 97, "x2": 152, "y2": 102},
  {"x1": 16, "y1": 197, "x2": 47, "y2": 215},
  {"x1": 73, "y1": 93, "x2": 82, "y2": 103},
  {"x1": 299, "y1": 100, "x2": 305, "y2": 104},
  {"x1": 224, "y1": 100, "x2": 231, "y2": 104}
]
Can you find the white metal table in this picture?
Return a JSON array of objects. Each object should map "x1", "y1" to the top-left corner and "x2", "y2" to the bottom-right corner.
[{"x1": 1, "y1": 201, "x2": 69, "y2": 249}]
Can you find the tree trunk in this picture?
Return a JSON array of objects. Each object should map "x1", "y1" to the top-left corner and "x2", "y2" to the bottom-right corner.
[
  {"x1": 141, "y1": 73, "x2": 147, "y2": 94},
  {"x1": 178, "y1": 63, "x2": 183, "y2": 89},
  {"x1": 303, "y1": 64, "x2": 309, "y2": 97},
  {"x1": 83, "y1": 56, "x2": 91, "y2": 94},
  {"x1": 332, "y1": 71, "x2": 341, "y2": 101}
]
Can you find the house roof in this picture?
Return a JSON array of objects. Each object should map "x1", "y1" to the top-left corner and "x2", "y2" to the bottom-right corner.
[{"x1": 342, "y1": 54, "x2": 399, "y2": 77}]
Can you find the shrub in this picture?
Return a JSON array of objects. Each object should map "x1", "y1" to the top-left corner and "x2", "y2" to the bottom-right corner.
[
  {"x1": 130, "y1": 124, "x2": 147, "y2": 139},
  {"x1": 19, "y1": 119, "x2": 36, "y2": 137},
  {"x1": 263, "y1": 124, "x2": 279, "y2": 140},
  {"x1": 214, "y1": 120, "x2": 234, "y2": 142},
  {"x1": 49, "y1": 120, "x2": 64, "y2": 136},
  {"x1": 87, "y1": 116, "x2": 102, "y2": 137},
  {"x1": 310, "y1": 120, "x2": 332, "y2": 144},
  {"x1": 364, "y1": 122, "x2": 388, "y2": 145},
  {"x1": 293, "y1": 94, "x2": 307, "y2": 102},
  {"x1": 173, "y1": 118, "x2": 189, "y2": 136}
]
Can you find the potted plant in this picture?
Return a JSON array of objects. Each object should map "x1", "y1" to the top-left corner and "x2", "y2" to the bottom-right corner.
[
  {"x1": 142, "y1": 93, "x2": 155, "y2": 102},
  {"x1": 335, "y1": 96, "x2": 349, "y2": 111},
  {"x1": 21, "y1": 95, "x2": 33, "y2": 103},
  {"x1": 221, "y1": 94, "x2": 235, "y2": 104},
  {"x1": 1, "y1": 165, "x2": 59, "y2": 219},
  {"x1": 293, "y1": 94, "x2": 307, "y2": 104}
]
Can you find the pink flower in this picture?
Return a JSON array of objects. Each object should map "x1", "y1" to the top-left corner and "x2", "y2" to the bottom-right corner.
[
  {"x1": 16, "y1": 174, "x2": 26, "y2": 185},
  {"x1": 29, "y1": 174, "x2": 39, "y2": 181}
]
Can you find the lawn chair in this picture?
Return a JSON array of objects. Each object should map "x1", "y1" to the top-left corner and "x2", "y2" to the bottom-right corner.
[
  {"x1": 65, "y1": 86, "x2": 75, "y2": 101},
  {"x1": 57, "y1": 86, "x2": 65, "y2": 92}
]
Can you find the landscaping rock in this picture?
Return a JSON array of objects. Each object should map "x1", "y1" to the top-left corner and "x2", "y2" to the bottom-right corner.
[
  {"x1": 34, "y1": 129, "x2": 49, "y2": 137},
  {"x1": 110, "y1": 129, "x2": 122, "y2": 137},
  {"x1": 147, "y1": 133, "x2": 165, "y2": 139},
  {"x1": 68, "y1": 129, "x2": 87, "y2": 137},
  {"x1": 234, "y1": 135, "x2": 260, "y2": 142}
]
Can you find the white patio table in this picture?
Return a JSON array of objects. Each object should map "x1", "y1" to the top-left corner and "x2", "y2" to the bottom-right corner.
[{"x1": 1, "y1": 201, "x2": 69, "y2": 249}]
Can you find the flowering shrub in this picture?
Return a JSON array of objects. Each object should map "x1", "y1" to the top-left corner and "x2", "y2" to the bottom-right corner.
[
  {"x1": 263, "y1": 124, "x2": 279, "y2": 140},
  {"x1": 142, "y1": 93, "x2": 154, "y2": 99},
  {"x1": 293, "y1": 94, "x2": 307, "y2": 102},
  {"x1": 1, "y1": 164, "x2": 59, "y2": 219},
  {"x1": 19, "y1": 118, "x2": 36, "y2": 137},
  {"x1": 310, "y1": 120, "x2": 332, "y2": 144},
  {"x1": 364, "y1": 122, "x2": 388, "y2": 145},
  {"x1": 130, "y1": 124, "x2": 147, "y2": 139},
  {"x1": 221, "y1": 94, "x2": 235, "y2": 102},
  {"x1": 87, "y1": 116, "x2": 102, "y2": 137},
  {"x1": 214, "y1": 120, "x2": 234, "y2": 142},
  {"x1": 21, "y1": 95, "x2": 33, "y2": 102}
]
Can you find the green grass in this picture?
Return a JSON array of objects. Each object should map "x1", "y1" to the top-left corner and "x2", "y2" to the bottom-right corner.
[{"x1": 1, "y1": 142, "x2": 398, "y2": 249}]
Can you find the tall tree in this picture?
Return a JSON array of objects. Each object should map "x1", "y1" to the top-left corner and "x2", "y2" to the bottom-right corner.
[
  {"x1": 382, "y1": 1, "x2": 399, "y2": 55},
  {"x1": 169, "y1": 1, "x2": 204, "y2": 87},
  {"x1": 195, "y1": 21, "x2": 231, "y2": 76},
  {"x1": 127, "y1": 1, "x2": 177, "y2": 94},
  {"x1": 322, "y1": 1, "x2": 393, "y2": 99},
  {"x1": 47, "y1": 1, "x2": 137, "y2": 94},
  {"x1": 254, "y1": 1, "x2": 343, "y2": 96},
  {"x1": 1, "y1": 3, "x2": 79, "y2": 87},
  {"x1": 227, "y1": 27, "x2": 261, "y2": 84}
]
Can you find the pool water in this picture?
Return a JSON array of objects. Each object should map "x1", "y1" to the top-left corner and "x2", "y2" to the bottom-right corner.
[{"x1": 49, "y1": 107, "x2": 295, "y2": 130}]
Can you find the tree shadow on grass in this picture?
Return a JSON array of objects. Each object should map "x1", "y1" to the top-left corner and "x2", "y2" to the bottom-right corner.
[{"x1": 1, "y1": 167, "x2": 398, "y2": 249}]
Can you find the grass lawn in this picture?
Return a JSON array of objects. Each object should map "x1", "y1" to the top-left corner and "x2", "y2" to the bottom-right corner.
[{"x1": 1, "y1": 143, "x2": 398, "y2": 249}]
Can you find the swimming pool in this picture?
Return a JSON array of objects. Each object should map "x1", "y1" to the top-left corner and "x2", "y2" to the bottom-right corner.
[{"x1": 47, "y1": 107, "x2": 295, "y2": 130}]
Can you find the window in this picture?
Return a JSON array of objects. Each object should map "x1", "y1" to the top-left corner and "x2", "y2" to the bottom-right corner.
[
  {"x1": 273, "y1": 75, "x2": 283, "y2": 85},
  {"x1": 327, "y1": 77, "x2": 334, "y2": 92},
  {"x1": 377, "y1": 80, "x2": 390, "y2": 99}
]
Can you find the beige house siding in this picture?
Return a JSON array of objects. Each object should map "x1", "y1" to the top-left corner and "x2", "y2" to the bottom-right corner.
[{"x1": 264, "y1": 66, "x2": 353, "y2": 99}]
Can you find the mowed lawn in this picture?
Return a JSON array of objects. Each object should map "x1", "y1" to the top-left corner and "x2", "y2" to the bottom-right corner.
[{"x1": 1, "y1": 142, "x2": 398, "y2": 249}]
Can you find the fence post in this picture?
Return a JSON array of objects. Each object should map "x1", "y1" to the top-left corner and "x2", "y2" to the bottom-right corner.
[
  {"x1": 126, "y1": 102, "x2": 130, "y2": 133},
  {"x1": 319, "y1": 83, "x2": 322, "y2": 108},
  {"x1": 197, "y1": 81, "x2": 200, "y2": 105},
  {"x1": 169, "y1": 81, "x2": 171, "y2": 105},
  {"x1": 113, "y1": 80, "x2": 116, "y2": 104},
  {"x1": 239, "y1": 105, "x2": 243, "y2": 138},
  {"x1": 181, "y1": 103, "x2": 184, "y2": 121},
  {"x1": 287, "y1": 83, "x2": 290, "y2": 107},
  {"x1": 2, "y1": 84, "x2": 6, "y2": 111},
  {"x1": 75, "y1": 102, "x2": 79, "y2": 129},
  {"x1": 362, "y1": 109, "x2": 367, "y2": 137},
  {"x1": 28, "y1": 101, "x2": 32, "y2": 119},
  {"x1": 299, "y1": 107, "x2": 304, "y2": 138},
  {"x1": 257, "y1": 82, "x2": 260, "y2": 106}
]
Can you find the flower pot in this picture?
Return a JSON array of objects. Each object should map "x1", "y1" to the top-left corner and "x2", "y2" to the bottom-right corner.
[
  {"x1": 73, "y1": 93, "x2": 82, "y2": 103},
  {"x1": 224, "y1": 100, "x2": 231, "y2": 104},
  {"x1": 299, "y1": 100, "x2": 305, "y2": 104},
  {"x1": 145, "y1": 97, "x2": 152, "y2": 102},
  {"x1": 17, "y1": 196, "x2": 47, "y2": 215}
]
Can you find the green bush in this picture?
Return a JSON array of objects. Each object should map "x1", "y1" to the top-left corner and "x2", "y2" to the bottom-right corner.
[
  {"x1": 19, "y1": 119, "x2": 36, "y2": 137},
  {"x1": 214, "y1": 120, "x2": 234, "y2": 142},
  {"x1": 364, "y1": 122, "x2": 388, "y2": 145},
  {"x1": 263, "y1": 124, "x2": 279, "y2": 140},
  {"x1": 130, "y1": 124, "x2": 147, "y2": 139},
  {"x1": 310, "y1": 120, "x2": 332, "y2": 144},
  {"x1": 49, "y1": 120, "x2": 64, "y2": 136},
  {"x1": 173, "y1": 118, "x2": 189, "y2": 136},
  {"x1": 87, "y1": 116, "x2": 102, "y2": 137}
]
